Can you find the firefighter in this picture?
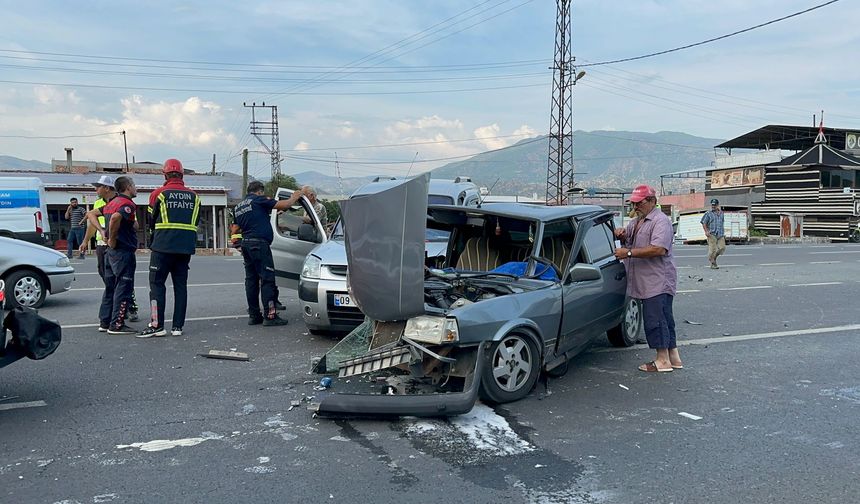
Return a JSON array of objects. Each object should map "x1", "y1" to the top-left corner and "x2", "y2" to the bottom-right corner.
[
  {"x1": 234, "y1": 181, "x2": 305, "y2": 326},
  {"x1": 137, "y1": 159, "x2": 201, "y2": 338}
]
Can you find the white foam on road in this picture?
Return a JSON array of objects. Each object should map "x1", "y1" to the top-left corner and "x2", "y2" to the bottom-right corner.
[
  {"x1": 0, "y1": 400, "x2": 47, "y2": 412},
  {"x1": 116, "y1": 433, "x2": 222, "y2": 452}
]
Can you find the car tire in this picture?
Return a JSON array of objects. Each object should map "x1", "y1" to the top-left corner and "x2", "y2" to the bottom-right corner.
[
  {"x1": 607, "y1": 297, "x2": 643, "y2": 347},
  {"x1": 308, "y1": 327, "x2": 327, "y2": 336},
  {"x1": 4, "y1": 269, "x2": 48, "y2": 309},
  {"x1": 479, "y1": 333, "x2": 540, "y2": 404},
  {"x1": 850, "y1": 229, "x2": 860, "y2": 243}
]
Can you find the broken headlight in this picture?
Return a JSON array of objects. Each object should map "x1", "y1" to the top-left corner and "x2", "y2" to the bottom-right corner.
[{"x1": 403, "y1": 316, "x2": 459, "y2": 345}]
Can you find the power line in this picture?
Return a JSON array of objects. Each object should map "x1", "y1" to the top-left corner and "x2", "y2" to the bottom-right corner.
[
  {"x1": 0, "y1": 131, "x2": 122, "y2": 139},
  {"x1": 580, "y1": 0, "x2": 841, "y2": 67}
]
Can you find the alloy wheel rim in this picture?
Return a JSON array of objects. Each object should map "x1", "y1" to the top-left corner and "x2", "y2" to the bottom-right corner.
[
  {"x1": 625, "y1": 300, "x2": 641, "y2": 337},
  {"x1": 14, "y1": 276, "x2": 41, "y2": 306},
  {"x1": 492, "y1": 336, "x2": 532, "y2": 392}
]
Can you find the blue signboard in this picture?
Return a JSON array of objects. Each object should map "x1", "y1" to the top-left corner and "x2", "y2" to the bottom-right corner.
[{"x1": 0, "y1": 190, "x2": 40, "y2": 208}]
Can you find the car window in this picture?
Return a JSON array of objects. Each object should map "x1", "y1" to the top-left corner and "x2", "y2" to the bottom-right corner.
[
  {"x1": 425, "y1": 228, "x2": 450, "y2": 242},
  {"x1": 540, "y1": 219, "x2": 575, "y2": 272},
  {"x1": 583, "y1": 222, "x2": 614, "y2": 263},
  {"x1": 276, "y1": 199, "x2": 322, "y2": 243},
  {"x1": 428, "y1": 194, "x2": 454, "y2": 205}
]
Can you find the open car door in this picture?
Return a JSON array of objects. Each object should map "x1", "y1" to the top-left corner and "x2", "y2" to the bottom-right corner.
[{"x1": 269, "y1": 190, "x2": 327, "y2": 290}]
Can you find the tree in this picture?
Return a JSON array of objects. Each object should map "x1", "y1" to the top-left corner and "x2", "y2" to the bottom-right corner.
[
  {"x1": 264, "y1": 174, "x2": 298, "y2": 197},
  {"x1": 321, "y1": 199, "x2": 341, "y2": 223}
]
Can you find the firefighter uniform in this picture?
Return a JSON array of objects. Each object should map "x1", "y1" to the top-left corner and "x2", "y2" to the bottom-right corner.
[{"x1": 139, "y1": 161, "x2": 200, "y2": 337}]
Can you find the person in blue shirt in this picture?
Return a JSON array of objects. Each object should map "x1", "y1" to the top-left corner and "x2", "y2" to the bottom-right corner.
[
  {"x1": 233, "y1": 181, "x2": 306, "y2": 326},
  {"x1": 700, "y1": 198, "x2": 726, "y2": 269}
]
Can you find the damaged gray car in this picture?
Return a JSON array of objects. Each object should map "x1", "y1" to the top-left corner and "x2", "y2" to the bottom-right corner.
[{"x1": 313, "y1": 174, "x2": 642, "y2": 417}]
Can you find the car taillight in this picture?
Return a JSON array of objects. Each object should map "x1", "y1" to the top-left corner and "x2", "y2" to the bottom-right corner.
[{"x1": 34, "y1": 210, "x2": 43, "y2": 234}]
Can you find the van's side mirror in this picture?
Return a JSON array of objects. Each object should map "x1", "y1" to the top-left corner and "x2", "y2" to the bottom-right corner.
[{"x1": 569, "y1": 263, "x2": 601, "y2": 282}]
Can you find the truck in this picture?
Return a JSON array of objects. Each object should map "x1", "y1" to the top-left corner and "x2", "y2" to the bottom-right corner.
[{"x1": 0, "y1": 177, "x2": 51, "y2": 245}]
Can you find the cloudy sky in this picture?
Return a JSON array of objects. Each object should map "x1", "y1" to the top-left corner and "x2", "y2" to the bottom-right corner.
[{"x1": 0, "y1": 0, "x2": 856, "y2": 180}]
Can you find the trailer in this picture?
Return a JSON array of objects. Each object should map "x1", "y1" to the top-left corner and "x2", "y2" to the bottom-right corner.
[{"x1": 675, "y1": 208, "x2": 749, "y2": 243}]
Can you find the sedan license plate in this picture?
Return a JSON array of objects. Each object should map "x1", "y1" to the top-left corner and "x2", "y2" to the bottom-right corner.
[{"x1": 333, "y1": 294, "x2": 352, "y2": 307}]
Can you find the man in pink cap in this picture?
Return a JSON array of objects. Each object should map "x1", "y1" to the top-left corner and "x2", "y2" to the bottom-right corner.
[{"x1": 613, "y1": 184, "x2": 682, "y2": 372}]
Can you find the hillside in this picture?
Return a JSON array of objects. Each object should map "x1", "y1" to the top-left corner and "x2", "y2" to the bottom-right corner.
[
  {"x1": 293, "y1": 130, "x2": 722, "y2": 196},
  {"x1": 0, "y1": 155, "x2": 51, "y2": 171}
]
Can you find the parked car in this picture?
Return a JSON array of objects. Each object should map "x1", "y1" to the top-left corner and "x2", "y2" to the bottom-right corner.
[
  {"x1": 270, "y1": 177, "x2": 481, "y2": 334},
  {"x1": 0, "y1": 177, "x2": 51, "y2": 245},
  {"x1": 0, "y1": 237, "x2": 75, "y2": 308},
  {"x1": 310, "y1": 175, "x2": 643, "y2": 417}
]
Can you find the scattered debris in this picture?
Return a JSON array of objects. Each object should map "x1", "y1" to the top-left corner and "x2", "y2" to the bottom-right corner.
[
  {"x1": 319, "y1": 377, "x2": 333, "y2": 389},
  {"x1": 534, "y1": 463, "x2": 547, "y2": 468},
  {"x1": 678, "y1": 412, "x2": 702, "y2": 421},
  {"x1": 683, "y1": 319, "x2": 703, "y2": 325},
  {"x1": 618, "y1": 384, "x2": 629, "y2": 391},
  {"x1": 288, "y1": 400, "x2": 301, "y2": 411},
  {"x1": 199, "y1": 350, "x2": 249, "y2": 361},
  {"x1": 722, "y1": 332, "x2": 731, "y2": 336}
]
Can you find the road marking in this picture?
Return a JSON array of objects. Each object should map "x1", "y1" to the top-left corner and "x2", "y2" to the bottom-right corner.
[
  {"x1": 810, "y1": 251, "x2": 860, "y2": 254},
  {"x1": 810, "y1": 261, "x2": 841, "y2": 264},
  {"x1": 0, "y1": 400, "x2": 47, "y2": 412},
  {"x1": 677, "y1": 289, "x2": 701, "y2": 293},
  {"x1": 61, "y1": 314, "x2": 245, "y2": 330},
  {"x1": 788, "y1": 282, "x2": 843, "y2": 287},
  {"x1": 677, "y1": 266, "x2": 693, "y2": 269},
  {"x1": 715, "y1": 264, "x2": 744, "y2": 267},
  {"x1": 759, "y1": 262, "x2": 795, "y2": 266},
  {"x1": 717, "y1": 285, "x2": 772, "y2": 291},
  {"x1": 678, "y1": 412, "x2": 702, "y2": 421},
  {"x1": 75, "y1": 271, "x2": 148, "y2": 276},
  {"x1": 597, "y1": 323, "x2": 860, "y2": 353},
  {"x1": 72, "y1": 282, "x2": 243, "y2": 292}
]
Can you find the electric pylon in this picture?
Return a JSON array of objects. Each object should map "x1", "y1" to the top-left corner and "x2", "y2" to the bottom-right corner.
[{"x1": 243, "y1": 102, "x2": 282, "y2": 180}]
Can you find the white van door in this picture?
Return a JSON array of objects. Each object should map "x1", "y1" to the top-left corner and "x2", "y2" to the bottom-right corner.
[{"x1": 269, "y1": 190, "x2": 327, "y2": 290}]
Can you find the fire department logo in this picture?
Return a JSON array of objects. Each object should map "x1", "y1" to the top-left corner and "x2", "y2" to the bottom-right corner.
[{"x1": 124, "y1": 206, "x2": 133, "y2": 214}]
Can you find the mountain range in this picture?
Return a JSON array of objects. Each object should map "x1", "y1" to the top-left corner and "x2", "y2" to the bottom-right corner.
[
  {"x1": 292, "y1": 130, "x2": 723, "y2": 196},
  {"x1": 0, "y1": 130, "x2": 723, "y2": 196}
]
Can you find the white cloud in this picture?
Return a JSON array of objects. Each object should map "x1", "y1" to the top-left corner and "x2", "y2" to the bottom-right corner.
[
  {"x1": 335, "y1": 121, "x2": 356, "y2": 139},
  {"x1": 294, "y1": 141, "x2": 310, "y2": 151},
  {"x1": 385, "y1": 115, "x2": 464, "y2": 136},
  {"x1": 512, "y1": 124, "x2": 537, "y2": 138},
  {"x1": 118, "y1": 96, "x2": 235, "y2": 148},
  {"x1": 33, "y1": 85, "x2": 80, "y2": 106},
  {"x1": 473, "y1": 124, "x2": 505, "y2": 150}
]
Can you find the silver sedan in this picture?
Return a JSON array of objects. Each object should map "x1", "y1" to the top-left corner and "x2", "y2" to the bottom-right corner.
[{"x1": 1, "y1": 237, "x2": 75, "y2": 308}]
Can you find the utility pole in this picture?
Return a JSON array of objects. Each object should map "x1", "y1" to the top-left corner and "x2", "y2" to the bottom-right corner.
[
  {"x1": 121, "y1": 130, "x2": 129, "y2": 172},
  {"x1": 242, "y1": 148, "x2": 249, "y2": 194},
  {"x1": 211, "y1": 153, "x2": 216, "y2": 175},
  {"x1": 243, "y1": 102, "x2": 281, "y2": 182},
  {"x1": 545, "y1": 0, "x2": 584, "y2": 206}
]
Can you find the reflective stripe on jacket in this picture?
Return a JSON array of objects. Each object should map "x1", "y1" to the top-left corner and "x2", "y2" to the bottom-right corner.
[{"x1": 149, "y1": 180, "x2": 200, "y2": 255}]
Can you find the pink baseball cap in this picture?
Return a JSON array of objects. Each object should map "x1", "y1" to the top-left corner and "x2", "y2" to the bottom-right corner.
[{"x1": 629, "y1": 184, "x2": 656, "y2": 203}]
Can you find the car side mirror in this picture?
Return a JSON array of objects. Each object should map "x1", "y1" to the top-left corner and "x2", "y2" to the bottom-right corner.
[{"x1": 569, "y1": 263, "x2": 601, "y2": 282}]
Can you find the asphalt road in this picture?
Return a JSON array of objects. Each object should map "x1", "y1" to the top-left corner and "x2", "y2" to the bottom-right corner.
[{"x1": 2, "y1": 243, "x2": 859, "y2": 503}]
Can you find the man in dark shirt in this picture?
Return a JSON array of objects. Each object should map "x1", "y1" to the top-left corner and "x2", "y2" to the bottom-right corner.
[
  {"x1": 233, "y1": 181, "x2": 305, "y2": 326},
  {"x1": 88, "y1": 176, "x2": 139, "y2": 335},
  {"x1": 65, "y1": 197, "x2": 87, "y2": 260}
]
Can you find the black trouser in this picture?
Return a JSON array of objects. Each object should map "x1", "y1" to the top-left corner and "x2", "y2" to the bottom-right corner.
[
  {"x1": 148, "y1": 251, "x2": 191, "y2": 330},
  {"x1": 98, "y1": 244, "x2": 138, "y2": 311},
  {"x1": 241, "y1": 240, "x2": 277, "y2": 318},
  {"x1": 100, "y1": 248, "x2": 136, "y2": 328}
]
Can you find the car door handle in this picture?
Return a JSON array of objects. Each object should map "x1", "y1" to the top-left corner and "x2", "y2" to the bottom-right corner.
[{"x1": 615, "y1": 271, "x2": 626, "y2": 280}]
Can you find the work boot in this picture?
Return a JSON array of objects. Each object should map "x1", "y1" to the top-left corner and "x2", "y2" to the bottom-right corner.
[
  {"x1": 262, "y1": 315, "x2": 288, "y2": 327},
  {"x1": 248, "y1": 313, "x2": 264, "y2": 326}
]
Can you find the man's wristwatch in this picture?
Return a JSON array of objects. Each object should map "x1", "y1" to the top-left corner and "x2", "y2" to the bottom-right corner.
[{"x1": 626, "y1": 249, "x2": 633, "y2": 258}]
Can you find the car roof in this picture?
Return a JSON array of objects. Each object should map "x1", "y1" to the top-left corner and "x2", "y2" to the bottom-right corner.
[{"x1": 429, "y1": 202, "x2": 607, "y2": 222}]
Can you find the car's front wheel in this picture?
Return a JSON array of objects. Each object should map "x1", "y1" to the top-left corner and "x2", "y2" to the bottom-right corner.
[
  {"x1": 480, "y1": 333, "x2": 540, "y2": 404},
  {"x1": 607, "y1": 297, "x2": 643, "y2": 347},
  {"x1": 4, "y1": 269, "x2": 48, "y2": 309}
]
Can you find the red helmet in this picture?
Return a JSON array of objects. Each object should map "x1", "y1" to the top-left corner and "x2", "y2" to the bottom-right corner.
[{"x1": 163, "y1": 158, "x2": 183, "y2": 174}]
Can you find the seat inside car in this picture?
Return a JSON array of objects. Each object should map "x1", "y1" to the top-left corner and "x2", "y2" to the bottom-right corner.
[
  {"x1": 540, "y1": 237, "x2": 572, "y2": 274},
  {"x1": 457, "y1": 236, "x2": 501, "y2": 271}
]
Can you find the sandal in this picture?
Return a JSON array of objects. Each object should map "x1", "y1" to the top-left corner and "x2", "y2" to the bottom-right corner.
[{"x1": 639, "y1": 361, "x2": 673, "y2": 373}]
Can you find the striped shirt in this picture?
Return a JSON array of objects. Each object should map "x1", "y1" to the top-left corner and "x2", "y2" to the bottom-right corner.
[{"x1": 69, "y1": 206, "x2": 87, "y2": 228}]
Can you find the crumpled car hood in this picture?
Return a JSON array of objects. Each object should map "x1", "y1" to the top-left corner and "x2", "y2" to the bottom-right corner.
[{"x1": 340, "y1": 174, "x2": 429, "y2": 321}]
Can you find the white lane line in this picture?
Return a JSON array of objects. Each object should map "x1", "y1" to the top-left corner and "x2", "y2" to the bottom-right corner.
[
  {"x1": 810, "y1": 261, "x2": 841, "y2": 264},
  {"x1": 717, "y1": 285, "x2": 772, "y2": 291},
  {"x1": 788, "y1": 282, "x2": 843, "y2": 287},
  {"x1": 75, "y1": 271, "x2": 148, "y2": 276},
  {"x1": 72, "y1": 282, "x2": 243, "y2": 292},
  {"x1": 0, "y1": 400, "x2": 47, "y2": 412},
  {"x1": 597, "y1": 323, "x2": 860, "y2": 353},
  {"x1": 715, "y1": 264, "x2": 745, "y2": 267},
  {"x1": 61, "y1": 314, "x2": 245, "y2": 330},
  {"x1": 759, "y1": 262, "x2": 795, "y2": 266},
  {"x1": 810, "y1": 251, "x2": 860, "y2": 254},
  {"x1": 673, "y1": 255, "x2": 704, "y2": 258},
  {"x1": 677, "y1": 289, "x2": 701, "y2": 293},
  {"x1": 677, "y1": 266, "x2": 693, "y2": 269}
]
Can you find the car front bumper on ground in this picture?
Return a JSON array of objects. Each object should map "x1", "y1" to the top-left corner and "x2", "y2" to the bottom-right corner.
[
  {"x1": 46, "y1": 268, "x2": 75, "y2": 294},
  {"x1": 314, "y1": 342, "x2": 484, "y2": 418},
  {"x1": 299, "y1": 267, "x2": 364, "y2": 332}
]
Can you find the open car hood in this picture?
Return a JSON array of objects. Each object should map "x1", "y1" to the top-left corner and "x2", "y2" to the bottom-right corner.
[{"x1": 340, "y1": 174, "x2": 429, "y2": 321}]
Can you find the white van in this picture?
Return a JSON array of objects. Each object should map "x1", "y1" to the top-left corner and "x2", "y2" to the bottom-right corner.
[{"x1": 0, "y1": 177, "x2": 51, "y2": 245}]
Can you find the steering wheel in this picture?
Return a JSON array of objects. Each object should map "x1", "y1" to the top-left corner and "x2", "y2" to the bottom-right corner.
[{"x1": 527, "y1": 256, "x2": 558, "y2": 279}]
